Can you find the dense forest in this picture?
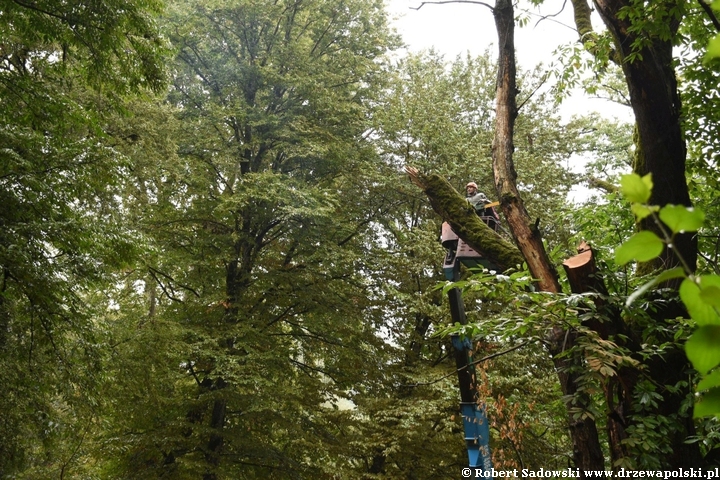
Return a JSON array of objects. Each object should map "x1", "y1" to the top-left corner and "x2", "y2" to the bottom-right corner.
[{"x1": 2, "y1": 0, "x2": 720, "y2": 478}]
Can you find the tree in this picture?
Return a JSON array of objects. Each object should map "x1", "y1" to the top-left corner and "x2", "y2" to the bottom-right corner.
[
  {"x1": 409, "y1": 0, "x2": 720, "y2": 471},
  {"x1": 380, "y1": 49, "x2": 615, "y2": 474},
  {"x1": 92, "y1": 0, "x2": 402, "y2": 477},
  {"x1": 0, "y1": 0, "x2": 166, "y2": 476}
]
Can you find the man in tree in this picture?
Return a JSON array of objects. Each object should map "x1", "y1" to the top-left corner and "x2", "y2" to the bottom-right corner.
[{"x1": 466, "y1": 182, "x2": 500, "y2": 232}]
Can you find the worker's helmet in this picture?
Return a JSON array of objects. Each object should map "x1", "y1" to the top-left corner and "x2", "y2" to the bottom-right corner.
[{"x1": 465, "y1": 182, "x2": 478, "y2": 189}]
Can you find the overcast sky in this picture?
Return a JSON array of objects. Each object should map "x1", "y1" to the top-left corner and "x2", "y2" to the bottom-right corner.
[
  {"x1": 386, "y1": 0, "x2": 633, "y2": 120},
  {"x1": 387, "y1": 0, "x2": 577, "y2": 66}
]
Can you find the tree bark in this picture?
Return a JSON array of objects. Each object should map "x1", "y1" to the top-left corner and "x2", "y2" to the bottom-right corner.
[
  {"x1": 590, "y1": 0, "x2": 697, "y2": 272},
  {"x1": 493, "y1": 1, "x2": 606, "y2": 471},
  {"x1": 492, "y1": 0, "x2": 562, "y2": 294}
]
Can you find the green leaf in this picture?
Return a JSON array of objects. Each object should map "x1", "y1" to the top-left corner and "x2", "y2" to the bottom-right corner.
[
  {"x1": 686, "y1": 325, "x2": 720, "y2": 374},
  {"x1": 697, "y1": 369, "x2": 720, "y2": 392},
  {"x1": 658, "y1": 205, "x2": 705, "y2": 234},
  {"x1": 680, "y1": 276, "x2": 720, "y2": 325},
  {"x1": 615, "y1": 230, "x2": 664, "y2": 265},
  {"x1": 625, "y1": 267, "x2": 686, "y2": 307},
  {"x1": 694, "y1": 387, "x2": 720, "y2": 419},
  {"x1": 630, "y1": 203, "x2": 658, "y2": 221},
  {"x1": 620, "y1": 173, "x2": 653, "y2": 204},
  {"x1": 442, "y1": 280, "x2": 467, "y2": 295},
  {"x1": 707, "y1": 34, "x2": 720, "y2": 61},
  {"x1": 700, "y1": 286, "x2": 720, "y2": 307}
]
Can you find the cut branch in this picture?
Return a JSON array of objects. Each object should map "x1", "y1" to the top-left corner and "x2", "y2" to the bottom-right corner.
[{"x1": 405, "y1": 166, "x2": 524, "y2": 272}]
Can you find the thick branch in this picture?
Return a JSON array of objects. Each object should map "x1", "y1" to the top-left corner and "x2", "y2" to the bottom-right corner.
[
  {"x1": 569, "y1": 0, "x2": 620, "y2": 63},
  {"x1": 587, "y1": 176, "x2": 618, "y2": 193},
  {"x1": 405, "y1": 167, "x2": 524, "y2": 272}
]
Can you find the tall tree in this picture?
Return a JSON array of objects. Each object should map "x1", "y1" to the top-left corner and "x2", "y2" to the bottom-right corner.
[
  {"x1": 409, "y1": 0, "x2": 720, "y2": 471},
  {"x1": 375, "y1": 49, "x2": 611, "y2": 475},
  {"x1": 0, "y1": 0, "x2": 166, "y2": 476},
  {"x1": 94, "y1": 0, "x2": 400, "y2": 477}
]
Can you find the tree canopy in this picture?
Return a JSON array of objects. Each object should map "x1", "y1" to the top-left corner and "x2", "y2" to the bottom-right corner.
[{"x1": 3, "y1": 0, "x2": 720, "y2": 477}]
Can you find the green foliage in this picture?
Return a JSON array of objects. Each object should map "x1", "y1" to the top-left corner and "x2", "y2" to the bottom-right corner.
[
  {"x1": 617, "y1": 173, "x2": 720, "y2": 419},
  {"x1": 0, "y1": 0, "x2": 168, "y2": 475},
  {"x1": 88, "y1": 0, "x2": 420, "y2": 478},
  {"x1": 435, "y1": 268, "x2": 575, "y2": 470},
  {"x1": 7, "y1": 0, "x2": 720, "y2": 474},
  {"x1": 615, "y1": 231, "x2": 664, "y2": 264},
  {"x1": 620, "y1": 173, "x2": 653, "y2": 204}
]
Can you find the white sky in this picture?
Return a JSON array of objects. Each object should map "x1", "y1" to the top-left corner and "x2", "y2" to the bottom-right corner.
[{"x1": 386, "y1": 0, "x2": 633, "y2": 121}]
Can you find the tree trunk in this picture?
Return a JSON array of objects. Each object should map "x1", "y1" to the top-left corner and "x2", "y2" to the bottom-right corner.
[
  {"x1": 492, "y1": 1, "x2": 605, "y2": 472},
  {"x1": 492, "y1": 0, "x2": 561, "y2": 294},
  {"x1": 592, "y1": 0, "x2": 696, "y2": 272},
  {"x1": 566, "y1": 0, "x2": 703, "y2": 467},
  {"x1": 563, "y1": 244, "x2": 637, "y2": 467}
]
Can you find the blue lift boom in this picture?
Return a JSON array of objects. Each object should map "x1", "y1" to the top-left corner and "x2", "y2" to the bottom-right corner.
[{"x1": 441, "y1": 222, "x2": 494, "y2": 475}]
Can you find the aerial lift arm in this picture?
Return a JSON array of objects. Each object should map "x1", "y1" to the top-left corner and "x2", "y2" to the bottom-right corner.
[{"x1": 442, "y1": 224, "x2": 494, "y2": 475}]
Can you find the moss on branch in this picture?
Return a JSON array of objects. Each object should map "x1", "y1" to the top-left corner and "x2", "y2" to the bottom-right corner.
[{"x1": 406, "y1": 167, "x2": 524, "y2": 272}]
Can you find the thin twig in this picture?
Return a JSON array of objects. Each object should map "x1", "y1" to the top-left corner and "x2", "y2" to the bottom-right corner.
[
  {"x1": 411, "y1": 0, "x2": 494, "y2": 12},
  {"x1": 517, "y1": 72, "x2": 550, "y2": 112},
  {"x1": 401, "y1": 341, "x2": 530, "y2": 388},
  {"x1": 531, "y1": 0, "x2": 570, "y2": 28}
]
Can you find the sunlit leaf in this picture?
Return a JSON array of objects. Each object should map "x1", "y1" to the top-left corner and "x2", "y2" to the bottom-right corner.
[
  {"x1": 658, "y1": 205, "x2": 704, "y2": 234},
  {"x1": 694, "y1": 387, "x2": 720, "y2": 419},
  {"x1": 615, "y1": 230, "x2": 663, "y2": 265},
  {"x1": 700, "y1": 286, "x2": 720, "y2": 308},
  {"x1": 697, "y1": 369, "x2": 720, "y2": 392},
  {"x1": 686, "y1": 326, "x2": 720, "y2": 374},
  {"x1": 680, "y1": 276, "x2": 720, "y2": 325},
  {"x1": 620, "y1": 173, "x2": 652, "y2": 204},
  {"x1": 631, "y1": 203, "x2": 658, "y2": 221},
  {"x1": 706, "y1": 34, "x2": 720, "y2": 61}
]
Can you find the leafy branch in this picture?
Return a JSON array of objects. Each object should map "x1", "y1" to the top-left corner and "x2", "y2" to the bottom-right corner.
[{"x1": 616, "y1": 172, "x2": 720, "y2": 418}]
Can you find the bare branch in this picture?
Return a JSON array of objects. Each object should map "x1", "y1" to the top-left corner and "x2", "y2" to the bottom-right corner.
[
  {"x1": 401, "y1": 341, "x2": 530, "y2": 388},
  {"x1": 531, "y1": 0, "x2": 570, "y2": 28},
  {"x1": 697, "y1": 0, "x2": 720, "y2": 32},
  {"x1": 410, "y1": 0, "x2": 494, "y2": 12},
  {"x1": 517, "y1": 71, "x2": 550, "y2": 112}
]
